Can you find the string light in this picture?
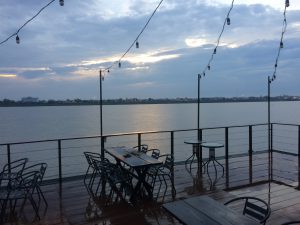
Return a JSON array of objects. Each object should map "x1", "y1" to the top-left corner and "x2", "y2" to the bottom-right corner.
[
  {"x1": 285, "y1": 0, "x2": 290, "y2": 7},
  {"x1": 0, "y1": 0, "x2": 61, "y2": 46},
  {"x1": 270, "y1": 0, "x2": 289, "y2": 83},
  {"x1": 59, "y1": 0, "x2": 64, "y2": 6},
  {"x1": 226, "y1": 17, "x2": 231, "y2": 25},
  {"x1": 16, "y1": 35, "x2": 20, "y2": 44},
  {"x1": 103, "y1": 0, "x2": 164, "y2": 73},
  {"x1": 199, "y1": 0, "x2": 235, "y2": 78}
]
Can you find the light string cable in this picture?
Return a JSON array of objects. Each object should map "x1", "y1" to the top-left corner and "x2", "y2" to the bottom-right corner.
[
  {"x1": 0, "y1": 0, "x2": 63, "y2": 45},
  {"x1": 103, "y1": 0, "x2": 164, "y2": 73},
  {"x1": 199, "y1": 0, "x2": 235, "y2": 78},
  {"x1": 269, "y1": 0, "x2": 289, "y2": 83}
]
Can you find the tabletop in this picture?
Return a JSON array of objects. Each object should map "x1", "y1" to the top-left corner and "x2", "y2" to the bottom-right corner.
[
  {"x1": 201, "y1": 142, "x2": 224, "y2": 148},
  {"x1": 163, "y1": 195, "x2": 260, "y2": 225},
  {"x1": 105, "y1": 147, "x2": 162, "y2": 168},
  {"x1": 184, "y1": 139, "x2": 205, "y2": 145}
]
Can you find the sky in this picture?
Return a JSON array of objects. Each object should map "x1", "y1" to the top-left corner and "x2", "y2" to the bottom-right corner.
[{"x1": 0, "y1": 0, "x2": 299, "y2": 100}]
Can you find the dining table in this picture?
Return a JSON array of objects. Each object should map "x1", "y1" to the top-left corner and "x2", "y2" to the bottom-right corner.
[
  {"x1": 105, "y1": 146, "x2": 163, "y2": 202},
  {"x1": 163, "y1": 195, "x2": 260, "y2": 225},
  {"x1": 184, "y1": 139, "x2": 205, "y2": 172}
]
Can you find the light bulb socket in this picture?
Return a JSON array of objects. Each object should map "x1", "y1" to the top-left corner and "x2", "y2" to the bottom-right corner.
[
  {"x1": 213, "y1": 48, "x2": 217, "y2": 54},
  {"x1": 226, "y1": 17, "x2": 231, "y2": 25},
  {"x1": 208, "y1": 65, "x2": 211, "y2": 70},
  {"x1": 59, "y1": 0, "x2": 64, "y2": 6},
  {"x1": 136, "y1": 41, "x2": 139, "y2": 48},
  {"x1": 16, "y1": 35, "x2": 20, "y2": 44},
  {"x1": 285, "y1": 0, "x2": 290, "y2": 7},
  {"x1": 118, "y1": 62, "x2": 121, "y2": 68},
  {"x1": 280, "y1": 41, "x2": 283, "y2": 48}
]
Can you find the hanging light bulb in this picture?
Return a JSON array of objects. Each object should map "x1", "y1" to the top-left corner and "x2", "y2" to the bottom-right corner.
[
  {"x1": 59, "y1": 0, "x2": 64, "y2": 6},
  {"x1": 208, "y1": 65, "x2": 211, "y2": 70},
  {"x1": 118, "y1": 61, "x2": 121, "y2": 68},
  {"x1": 226, "y1": 17, "x2": 231, "y2": 25},
  {"x1": 280, "y1": 41, "x2": 284, "y2": 48},
  {"x1": 16, "y1": 35, "x2": 20, "y2": 44},
  {"x1": 285, "y1": 0, "x2": 290, "y2": 7},
  {"x1": 107, "y1": 69, "x2": 110, "y2": 73},
  {"x1": 275, "y1": 63, "x2": 278, "y2": 68},
  {"x1": 203, "y1": 72, "x2": 205, "y2": 77},
  {"x1": 136, "y1": 41, "x2": 139, "y2": 48},
  {"x1": 213, "y1": 48, "x2": 217, "y2": 54}
]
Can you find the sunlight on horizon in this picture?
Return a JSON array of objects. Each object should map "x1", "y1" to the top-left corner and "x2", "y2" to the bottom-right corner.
[{"x1": 0, "y1": 74, "x2": 17, "y2": 78}]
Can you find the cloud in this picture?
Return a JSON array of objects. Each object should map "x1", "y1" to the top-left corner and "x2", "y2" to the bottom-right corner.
[{"x1": 0, "y1": 1, "x2": 299, "y2": 100}]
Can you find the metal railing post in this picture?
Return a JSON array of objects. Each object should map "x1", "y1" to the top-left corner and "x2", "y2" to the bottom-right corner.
[
  {"x1": 138, "y1": 133, "x2": 141, "y2": 151},
  {"x1": 7, "y1": 144, "x2": 11, "y2": 173},
  {"x1": 171, "y1": 131, "x2": 175, "y2": 198},
  {"x1": 58, "y1": 140, "x2": 62, "y2": 186},
  {"x1": 271, "y1": 123, "x2": 273, "y2": 181},
  {"x1": 298, "y1": 125, "x2": 300, "y2": 189},
  {"x1": 101, "y1": 136, "x2": 105, "y2": 160},
  {"x1": 225, "y1": 127, "x2": 229, "y2": 188},
  {"x1": 249, "y1": 125, "x2": 253, "y2": 184}
]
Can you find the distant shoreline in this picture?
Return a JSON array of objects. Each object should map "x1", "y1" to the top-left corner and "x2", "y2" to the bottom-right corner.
[{"x1": 0, "y1": 96, "x2": 299, "y2": 107}]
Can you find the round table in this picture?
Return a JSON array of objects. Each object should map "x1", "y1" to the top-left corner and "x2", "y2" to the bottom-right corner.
[
  {"x1": 184, "y1": 139, "x2": 205, "y2": 171},
  {"x1": 200, "y1": 142, "x2": 224, "y2": 177}
]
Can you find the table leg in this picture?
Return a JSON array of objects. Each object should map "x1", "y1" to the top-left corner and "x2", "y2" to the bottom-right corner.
[{"x1": 130, "y1": 167, "x2": 152, "y2": 202}]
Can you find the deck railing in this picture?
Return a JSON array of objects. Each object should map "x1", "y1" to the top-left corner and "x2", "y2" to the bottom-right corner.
[{"x1": 1, "y1": 123, "x2": 299, "y2": 188}]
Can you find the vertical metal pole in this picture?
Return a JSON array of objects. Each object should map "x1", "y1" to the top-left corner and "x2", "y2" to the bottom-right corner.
[
  {"x1": 138, "y1": 133, "x2": 141, "y2": 151},
  {"x1": 267, "y1": 76, "x2": 271, "y2": 205},
  {"x1": 249, "y1": 125, "x2": 253, "y2": 184},
  {"x1": 298, "y1": 125, "x2": 300, "y2": 189},
  {"x1": 99, "y1": 70, "x2": 104, "y2": 160},
  {"x1": 58, "y1": 140, "x2": 62, "y2": 187},
  {"x1": 197, "y1": 74, "x2": 201, "y2": 140},
  {"x1": 171, "y1": 131, "x2": 175, "y2": 198},
  {"x1": 225, "y1": 127, "x2": 229, "y2": 188},
  {"x1": 7, "y1": 144, "x2": 11, "y2": 173},
  {"x1": 268, "y1": 77, "x2": 271, "y2": 183}
]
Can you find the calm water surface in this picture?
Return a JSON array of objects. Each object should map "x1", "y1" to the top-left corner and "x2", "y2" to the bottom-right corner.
[{"x1": 0, "y1": 101, "x2": 299, "y2": 143}]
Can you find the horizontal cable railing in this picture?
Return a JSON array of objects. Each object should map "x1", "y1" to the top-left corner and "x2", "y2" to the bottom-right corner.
[{"x1": 0, "y1": 123, "x2": 299, "y2": 188}]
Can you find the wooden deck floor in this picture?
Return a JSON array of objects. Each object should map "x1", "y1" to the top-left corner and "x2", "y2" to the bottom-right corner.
[{"x1": 3, "y1": 152, "x2": 300, "y2": 225}]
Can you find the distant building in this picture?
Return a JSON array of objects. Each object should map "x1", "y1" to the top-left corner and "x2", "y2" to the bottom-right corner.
[{"x1": 21, "y1": 97, "x2": 39, "y2": 103}]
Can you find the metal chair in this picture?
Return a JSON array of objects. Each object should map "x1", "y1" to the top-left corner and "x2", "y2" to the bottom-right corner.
[
  {"x1": 0, "y1": 158, "x2": 28, "y2": 187},
  {"x1": 145, "y1": 148, "x2": 160, "y2": 159},
  {"x1": 92, "y1": 158, "x2": 133, "y2": 202},
  {"x1": 147, "y1": 154, "x2": 176, "y2": 199},
  {"x1": 0, "y1": 170, "x2": 41, "y2": 224},
  {"x1": 22, "y1": 163, "x2": 48, "y2": 207},
  {"x1": 224, "y1": 196, "x2": 271, "y2": 225},
  {"x1": 133, "y1": 144, "x2": 148, "y2": 153},
  {"x1": 83, "y1": 152, "x2": 102, "y2": 189}
]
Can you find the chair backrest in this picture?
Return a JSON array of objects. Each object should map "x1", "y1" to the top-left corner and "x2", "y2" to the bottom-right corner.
[
  {"x1": 1, "y1": 158, "x2": 28, "y2": 175},
  {"x1": 149, "y1": 149, "x2": 160, "y2": 159},
  {"x1": 133, "y1": 144, "x2": 148, "y2": 153},
  {"x1": 224, "y1": 196, "x2": 271, "y2": 224},
  {"x1": 91, "y1": 158, "x2": 111, "y2": 177},
  {"x1": 84, "y1": 152, "x2": 101, "y2": 168},
  {"x1": 23, "y1": 163, "x2": 47, "y2": 184},
  {"x1": 12, "y1": 170, "x2": 40, "y2": 194}
]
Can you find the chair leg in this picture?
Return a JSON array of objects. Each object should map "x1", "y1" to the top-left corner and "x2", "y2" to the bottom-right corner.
[
  {"x1": 37, "y1": 186, "x2": 48, "y2": 207},
  {"x1": 28, "y1": 195, "x2": 40, "y2": 220}
]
